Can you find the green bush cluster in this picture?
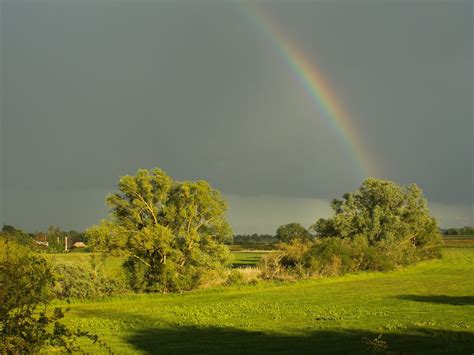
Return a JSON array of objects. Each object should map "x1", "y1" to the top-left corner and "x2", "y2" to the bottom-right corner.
[
  {"x1": 52, "y1": 260, "x2": 128, "y2": 300},
  {"x1": 123, "y1": 252, "x2": 228, "y2": 292},
  {"x1": 260, "y1": 235, "x2": 442, "y2": 280},
  {"x1": 0, "y1": 239, "x2": 102, "y2": 353},
  {"x1": 262, "y1": 179, "x2": 443, "y2": 279}
]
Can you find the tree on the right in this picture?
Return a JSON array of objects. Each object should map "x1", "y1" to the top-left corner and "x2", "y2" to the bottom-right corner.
[{"x1": 311, "y1": 178, "x2": 443, "y2": 260}]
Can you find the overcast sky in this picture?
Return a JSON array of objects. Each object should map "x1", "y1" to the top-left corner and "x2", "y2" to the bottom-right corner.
[{"x1": 1, "y1": 0, "x2": 472, "y2": 233}]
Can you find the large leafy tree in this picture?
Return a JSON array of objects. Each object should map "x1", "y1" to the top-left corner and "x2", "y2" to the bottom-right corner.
[
  {"x1": 87, "y1": 168, "x2": 232, "y2": 292},
  {"x1": 312, "y1": 178, "x2": 442, "y2": 259}
]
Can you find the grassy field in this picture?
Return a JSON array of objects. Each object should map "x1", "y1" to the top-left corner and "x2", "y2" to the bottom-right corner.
[
  {"x1": 57, "y1": 247, "x2": 474, "y2": 354},
  {"x1": 231, "y1": 251, "x2": 268, "y2": 267}
]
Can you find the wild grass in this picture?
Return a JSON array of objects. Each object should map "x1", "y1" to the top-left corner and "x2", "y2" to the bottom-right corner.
[{"x1": 57, "y1": 247, "x2": 474, "y2": 354}]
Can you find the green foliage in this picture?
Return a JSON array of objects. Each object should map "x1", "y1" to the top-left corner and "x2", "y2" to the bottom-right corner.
[
  {"x1": 45, "y1": 226, "x2": 66, "y2": 253},
  {"x1": 443, "y1": 226, "x2": 474, "y2": 236},
  {"x1": 87, "y1": 167, "x2": 232, "y2": 292},
  {"x1": 275, "y1": 223, "x2": 312, "y2": 243},
  {"x1": 0, "y1": 239, "x2": 101, "y2": 353},
  {"x1": 232, "y1": 234, "x2": 277, "y2": 249},
  {"x1": 225, "y1": 269, "x2": 246, "y2": 286},
  {"x1": 277, "y1": 239, "x2": 313, "y2": 267},
  {"x1": 265, "y1": 179, "x2": 442, "y2": 279},
  {"x1": 302, "y1": 237, "x2": 394, "y2": 276},
  {"x1": 312, "y1": 178, "x2": 443, "y2": 263},
  {"x1": 1, "y1": 224, "x2": 31, "y2": 246},
  {"x1": 52, "y1": 259, "x2": 128, "y2": 300}
]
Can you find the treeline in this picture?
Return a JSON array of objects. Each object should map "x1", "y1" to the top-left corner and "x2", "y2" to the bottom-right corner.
[
  {"x1": 232, "y1": 233, "x2": 276, "y2": 244},
  {"x1": 441, "y1": 226, "x2": 474, "y2": 236},
  {"x1": 231, "y1": 234, "x2": 277, "y2": 250}
]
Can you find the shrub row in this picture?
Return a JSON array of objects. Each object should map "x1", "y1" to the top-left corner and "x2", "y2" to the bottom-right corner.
[
  {"x1": 258, "y1": 235, "x2": 442, "y2": 280},
  {"x1": 52, "y1": 260, "x2": 129, "y2": 300}
]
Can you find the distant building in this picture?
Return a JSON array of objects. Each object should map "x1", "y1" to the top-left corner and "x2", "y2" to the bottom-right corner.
[
  {"x1": 34, "y1": 240, "x2": 49, "y2": 247},
  {"x1": 73, "y1": 241, "x2": 86, "y2": 248},
  {"x1": 33, "y1": 233, "x2": 48, "y2": 247}
]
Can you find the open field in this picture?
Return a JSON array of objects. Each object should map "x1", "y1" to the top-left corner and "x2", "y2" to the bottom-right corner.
[
  {"x1": 58, "y1": 247, "x2": 474, "y2": 354},
  {"x1": 231, "y1": 251, "x2": 269, "y2": 267}
]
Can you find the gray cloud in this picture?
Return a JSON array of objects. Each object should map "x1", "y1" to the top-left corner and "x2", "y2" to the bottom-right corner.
[
  {"x1": 1, "y1": 0, "x2": 472, "y2": 232},
  {"x1": 2, "y1": 187, "x2": 471, "y2": 234}
]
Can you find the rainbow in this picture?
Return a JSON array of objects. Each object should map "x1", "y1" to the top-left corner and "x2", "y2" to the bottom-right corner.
[{"x1": 241, "y1": 2, "x2": 376, "y2": 179}]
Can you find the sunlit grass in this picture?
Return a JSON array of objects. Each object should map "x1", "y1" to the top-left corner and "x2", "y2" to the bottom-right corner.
[{"x1": 56, "y1": 247, "x2": 474, "y2": 353}]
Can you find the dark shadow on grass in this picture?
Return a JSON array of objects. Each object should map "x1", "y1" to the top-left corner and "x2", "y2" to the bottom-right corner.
[
  {"x1": 231, "y1": 262, "x2": 258, "y2": 268},
  {"x1": 126, "y1": 325, "x2": 474, "y2": 354},
  {"x1": 397, "y1": 295, "x2": 474, "y2": 306}
]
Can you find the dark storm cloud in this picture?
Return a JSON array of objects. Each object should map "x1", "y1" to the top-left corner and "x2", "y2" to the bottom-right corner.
[{"x1": 1, "y1": 0, "x2": 472, "y2": 232}]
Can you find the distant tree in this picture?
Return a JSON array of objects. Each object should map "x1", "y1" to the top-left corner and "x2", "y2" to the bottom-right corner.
[
  {"x1": 67, "y1": 230, "x2": 87, "y2": 244},
  {"x1": 86, "y1": 168, "x2": 232, "y2": 292},
  {"x1": 45, "y1": 226, "x2": 66, "y2": 252},
  {"x1": 276, "y1": 223, "x2": 312, "y2": 243},
  {"x1": 1, "y1": 224, "x2": 31, "y2": 245},
  {"x1": 2, "y1": 225, "x2": 17, "y2": 234},
  {"x1": 312, "y1": 178, "x2": 442, "y2": 258},
  {"x1": 443, "y1": 226, "x2": 474, "y2": 236}
]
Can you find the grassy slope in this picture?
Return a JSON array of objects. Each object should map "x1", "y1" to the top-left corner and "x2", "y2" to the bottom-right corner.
[{"x1": 62, "y1": 248, "x2": 474, "y2": 354}]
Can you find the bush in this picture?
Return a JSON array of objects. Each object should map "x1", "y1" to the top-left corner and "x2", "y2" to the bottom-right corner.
[
  {"x1": 278, "y1": 239, "x2": 314, "y2": 267},
  {"x1": 53, "y1": 260, "x2": 128, "y2": 299},
  {"x1": 226, "y1": 269, "x2": 246, "y2": 285},
  {"x1": 258, "y1": 253, "x2": 284, "y2": 280},
  {"x1": 0, "y1": 239, "x2": 101, "y2": 353},
  {"x1": 265, "y1": 235, "x2": 403, "y2": 280},
  {"x1": 123, "y1": 254, "x2": 229, "y2": 293}
]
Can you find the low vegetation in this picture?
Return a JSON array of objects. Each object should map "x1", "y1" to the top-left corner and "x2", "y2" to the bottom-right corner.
[{"x1": 0, "y1": 240, "x2": 103, "y2": 353}]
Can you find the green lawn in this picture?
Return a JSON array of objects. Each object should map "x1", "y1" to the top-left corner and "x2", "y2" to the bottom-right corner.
[
  {"x1": 231, "y1": 251, "x2": 267, "y2": 267},
  {"x1": 59, "y1": 247, "x2": 474, "y2": 354}
]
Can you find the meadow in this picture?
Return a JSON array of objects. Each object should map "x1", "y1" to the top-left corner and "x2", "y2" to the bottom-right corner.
[{"x1": 57, "y1": 247, "x2": 474, "y2": 354}]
